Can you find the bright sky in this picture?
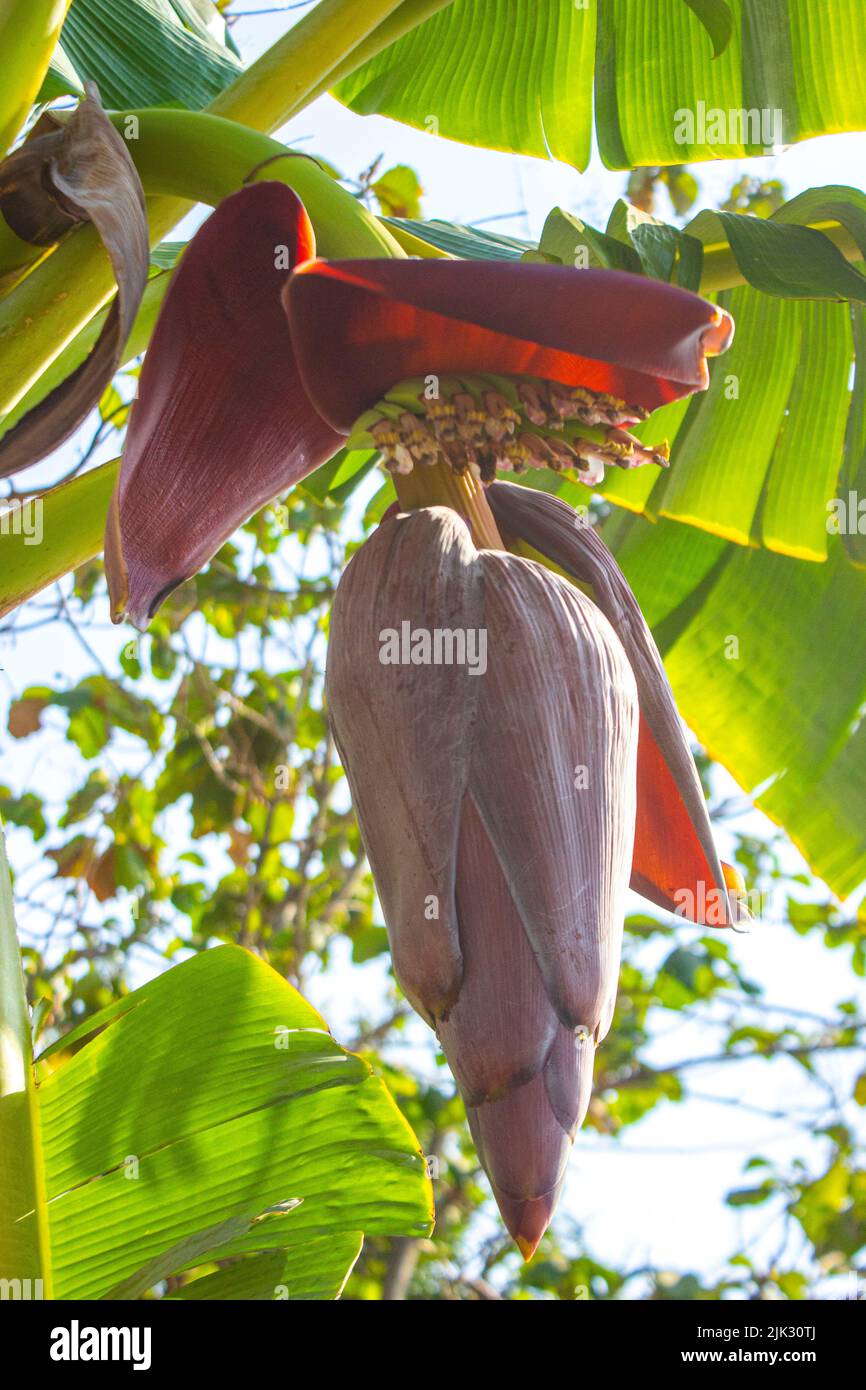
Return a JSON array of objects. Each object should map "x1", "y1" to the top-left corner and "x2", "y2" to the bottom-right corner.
[{"x1": 1, "y1": 3, "x2": 864, "y2": 1294}]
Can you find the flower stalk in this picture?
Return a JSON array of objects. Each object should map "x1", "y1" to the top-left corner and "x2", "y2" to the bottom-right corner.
[
  {"x1": 393, "y1": 459, "x2": 505, "y2": 550},
  {"x1": 208, "y1": 0, "x2": 413, "y2": 133}
]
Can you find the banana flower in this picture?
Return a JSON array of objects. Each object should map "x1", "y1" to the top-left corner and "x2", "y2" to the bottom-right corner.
[
  {"x1": 88, "y1": 182, "x2": 739, "y2": 1255},
  {"x1": 326, "y1": 487, "x2": 745, "y2": 1258}
]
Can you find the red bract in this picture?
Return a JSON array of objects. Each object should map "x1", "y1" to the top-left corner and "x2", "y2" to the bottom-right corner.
[
  {"x1": 284, "y1": 258, "x2": 733, "y2": 431},
  {"x1": 486, "y1": 481, "x2": 747, "y2": 931},
  {"x1": 105, "y1": 183, "x2": 340, "y2": 629},
  {"x1": 106, "y1": 182, "x2": 733, "y2": 625},
  {"x1": 326, "y1": 496, "x2": 747, "y2": 1257}
]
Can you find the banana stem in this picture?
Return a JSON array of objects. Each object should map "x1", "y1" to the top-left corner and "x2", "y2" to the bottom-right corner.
[
  {"x1": 394, "y1": 462, "x2": 505, "y2": 550},
  {"x1": 0, "y1": 273, "x2": 168, "y2": 443},
  {"x1": 0, "y1": 219, "x2": 109, "y2": 417},
  {"x1": 0, "y1": 217, "x2": 44, "y2": 277},
  {"x1": 0, "y1": 459, "x2": 118, "y2": 617},
  {"x1": 209, "y1": 0, "x2": 409, "y2": 132},
  {"x1": 0, "y1": 0, "x2": 71, "y2": 157},
  {"x1": 116, "y1": 111, "x2": 402, "y2": 259}
]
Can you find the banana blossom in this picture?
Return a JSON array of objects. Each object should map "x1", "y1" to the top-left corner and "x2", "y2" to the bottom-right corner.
[{"x1": 11, "y1": 180, "x2": 741, "y2": 1256}]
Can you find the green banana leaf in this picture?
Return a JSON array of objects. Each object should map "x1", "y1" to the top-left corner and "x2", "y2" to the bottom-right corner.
[
  {"x1": 385, "y1": 217, "x2": 533, "y2": 261},
  {"x1": 602, "y1": 508, "x2": 866, "y2": 899},
  {"x1": 2, "y1": 932, "x2": 432, "y2": 1299},
  {"x1": 334, "y1": 0, "x2": 866, "y2": 171},
  {"x1": 39, "y1": 0, "x2": 241, "y2": 108},
  {"x1": 382, "y1": 189, "x2": 866, "y2": 563}
]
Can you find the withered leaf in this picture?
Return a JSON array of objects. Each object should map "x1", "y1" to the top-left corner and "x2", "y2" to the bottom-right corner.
[
  {"x1": 0, "y1": 82, "x2": 149, "y2": 479},
  {"x1": 7, "y1": 695, "x2": 47, "y2": 738}
]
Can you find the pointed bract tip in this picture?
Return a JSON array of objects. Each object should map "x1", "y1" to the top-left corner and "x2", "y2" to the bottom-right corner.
[
  {"x1": 704, "y1": 308, "x2": 735, "y2": 356},
  {"x1": 493, "y1": 1184, "x2": 561, "y2": 1262},
  {"x1": 722, "y1": 860, "x2": 746, "y2": 895},
  {"x1": 723, "y1": 861, "x2": 754, "y2": 929}
]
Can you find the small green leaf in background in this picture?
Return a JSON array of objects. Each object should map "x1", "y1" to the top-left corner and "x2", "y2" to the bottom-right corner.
[
  {"x1": 0, "y1": 789, "x2": 47, "y2": 841},
  {"x1": 721, "y1": 174, "x2": 785, "y2": 218},
  {"x1": 531, "y1": 205, "x2": 642, "y2": 274},
  {"x1": 371, "y1": 163, "x2": 424, "y2": 219},
  {"x1": 790, "y1": 1159, "x2": 866, "y2": 1258},
  {"x1": 627, "y1": 166, "x2": 701, "y2": 219},
  {"x1": 726, "y1": 1182, "x2": 776, "y2": 1207},
  {"x1": 301, "y1": 447, "x2": 378, "y2": 504}
]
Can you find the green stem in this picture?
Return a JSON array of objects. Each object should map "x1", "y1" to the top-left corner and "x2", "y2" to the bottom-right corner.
[
  {"x1": 0, "y1": 220, "x2": 109, "y2": 417},
  {"x1": 120, "y1": 110, "x2": 402, "y2": 258},
  {"x1": 0, "y1": 217, "x2": 45, "y2": 277},
  {"x1": 0, "y1": 817, "x2": 51, "y2": 1295},
  {"x1": 0, "y1": 272, "x2": 169, "y2": 442},
  {"x1": 0, "y1": 0, "x2": 71, "y2": 157},
  {"x1": 393, "y1": 462, "x2": 504, "y2": 550},
  {"x1": 0, "y1": 458, "x2": 118, "y2": 617},
  {"x1": 209, "y1": 0, "x2": 409, "y2": 133}
]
